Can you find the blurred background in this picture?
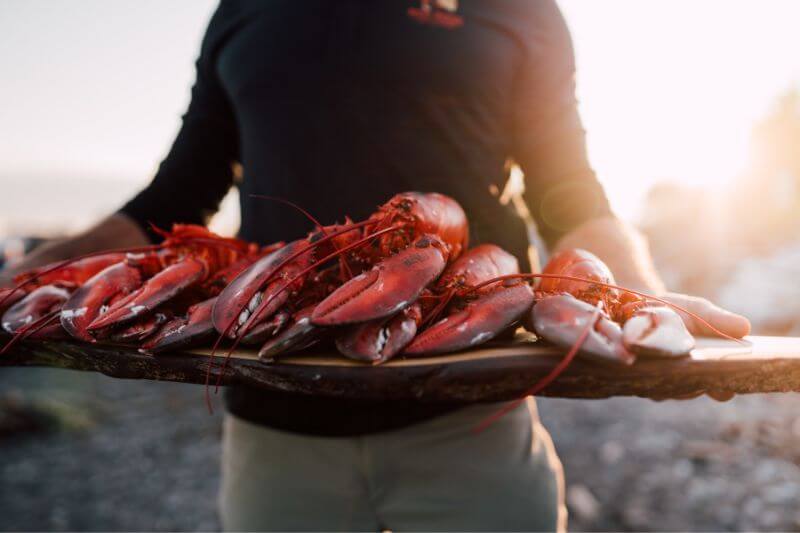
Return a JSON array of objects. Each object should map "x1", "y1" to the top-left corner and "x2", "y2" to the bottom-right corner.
[{"x1": 2, "y1": 0, "x2": 800, "y2": 530}]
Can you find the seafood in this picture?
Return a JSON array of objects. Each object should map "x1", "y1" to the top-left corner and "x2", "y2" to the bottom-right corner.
[
  {"x1": 1, "y1": 225, "x2": 264, "y2": 349},
  {"x1": 2, "y1": 285, "x2": 72, "y2": 340},
  {"x1": 3, "y1": 192, "x2": 736, "y2": 390},
  {"x1": 525, "y1": 249, "x2": 695, "y2": 363},
  {"x1": 233, "y1": 194, "x2": 701, "y2": 368},
  {"x1": 212, "y1": 192, "x2": 468, "y2": 361},
  {"x1": 311, "y1": 192, "x2": 468, "y2": 325},
  {"x1": 79, "y1": 225, "x2": 260, "y2": 336},
  {"x1": 0, "y1": 253, "x2": 131, "y2": 347},
  {"x1": 331, "y1": 244, "x2": 701, "y2": 366},
  {"x1": 339, "y1": 244, "x2": 523, "y2": 363}
]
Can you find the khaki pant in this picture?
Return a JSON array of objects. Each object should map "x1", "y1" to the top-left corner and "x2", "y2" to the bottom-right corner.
[{"x1": 219, "y1": 399, "x2": 566, "y2": 532}]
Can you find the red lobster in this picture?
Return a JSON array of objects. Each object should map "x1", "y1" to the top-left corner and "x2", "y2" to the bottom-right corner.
[
  {"x1": 336, "y1": 244, "x2": 527, "y2": 363},
  {"x1": 232, "y1": 193, "x2": 708, "y2": 367},
  {"x1": 211, "y1": 192, "x2": 469, "y2": 362},
  {"x1": 411, "y1": 247, "x2": 695, "y2": 361},
  {"x1": 525, "y1": 249, "x2": 695, "y2": 362},
  {"x1": 1, "y1": 254, "x2": 128, "y2": 345},
  {"x1": 0, "y1": 225, "x2": 263, "y2": 350}
]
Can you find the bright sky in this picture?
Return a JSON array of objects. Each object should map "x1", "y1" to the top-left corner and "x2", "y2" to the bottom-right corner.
[
  {"x1": 2, "y1": 0, "x2": 800, "y2": 224},
  {"x1": 560, "y1": 0, "x2": 800, "y2": 218},
  {"x1": 0, "y1": 0, "x2": 217, "y2": 183}
]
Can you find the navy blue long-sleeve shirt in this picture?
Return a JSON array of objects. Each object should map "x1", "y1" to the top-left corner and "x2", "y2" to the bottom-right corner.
[{"x1": 121, "y1": 0, "x2": 611, "y2": 435}]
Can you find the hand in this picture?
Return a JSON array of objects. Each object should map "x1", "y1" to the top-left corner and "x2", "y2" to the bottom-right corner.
[{"x1": 658, "y1": 292, "x2": 751, "y2": 339}]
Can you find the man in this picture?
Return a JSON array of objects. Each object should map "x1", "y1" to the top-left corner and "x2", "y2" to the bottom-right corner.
[{"x1": 2, "y1": 1, "x2": 749, "y2": 530}]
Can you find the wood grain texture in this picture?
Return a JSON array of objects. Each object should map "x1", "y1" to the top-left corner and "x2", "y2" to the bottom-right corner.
[{"x1": 1, "y1": 335, "x2": 798, "y2": 402}]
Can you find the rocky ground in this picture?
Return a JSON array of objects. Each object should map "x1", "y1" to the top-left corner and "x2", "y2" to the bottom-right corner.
[
  {"x1": 0, "y1": 368, "x2": 222, "y2": 531},
  {"x1": 539, "y1": 395, "x2": 800, "y2": 531},
  {"x1": 1, "y1": 367, "x2": 800, "y2": 531}
]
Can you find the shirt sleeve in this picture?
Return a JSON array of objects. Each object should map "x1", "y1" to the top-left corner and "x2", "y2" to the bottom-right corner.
[
  {"x1": 510, "y1": 0, "x2": 612, "y2": 247},
  {"x1": 118, "y1": 7, "x2": 238, "y2": 241}
]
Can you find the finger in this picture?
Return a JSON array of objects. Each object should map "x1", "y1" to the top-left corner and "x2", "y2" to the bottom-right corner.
[{"x1": 662, "y1": 294, "x2": 751, "y2": 339}]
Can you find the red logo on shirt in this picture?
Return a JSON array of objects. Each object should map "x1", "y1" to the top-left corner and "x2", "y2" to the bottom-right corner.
[{"x1": 407, "y1": 0, "x2": 464, "y2": 29}]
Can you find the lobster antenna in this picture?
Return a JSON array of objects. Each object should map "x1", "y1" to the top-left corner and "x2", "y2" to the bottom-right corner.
[
  {"x1": 250, "y1": 194, "x2": 355, "y2": 281},
  {"x1": 250, "y1": 195, "x2": 326, "y2": 229},
  {"x1": 420, "y1": 287, "x2": 457, "y2": 329},
  {"x1": 467, "y1": 273, "x2": 744, "y2": 344},
  {"x1": 472, "y1": 303, "x2": 603, "y2": 433},
  {"x1": 212, "y1": 224, "x2": 404, "y2": 392}
]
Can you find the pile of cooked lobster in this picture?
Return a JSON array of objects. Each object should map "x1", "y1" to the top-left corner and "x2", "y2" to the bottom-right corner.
[{"x1": 1, "y1": 192, "x2": 712, "y2": 369}]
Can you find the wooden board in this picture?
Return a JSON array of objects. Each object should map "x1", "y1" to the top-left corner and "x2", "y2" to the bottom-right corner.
[{"x1": 4, "y1": 334, "x2": 800, "y2": 402}]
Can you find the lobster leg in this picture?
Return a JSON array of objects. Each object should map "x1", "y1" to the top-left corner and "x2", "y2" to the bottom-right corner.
[
  {"x1": 335, "y1": 304, "x2": 422, "y2": 364},
  {"x1": 312, "y1": 236, "x2": 447, "y2": 326},
  {"x1": 87, "y1": 258, "x2": 206, "y2": 331},
  {"x1": 526, "y1": 294, "x2": 635, "y2": 365},
  {"x1": 404, "y1": 282, "x2": 534, "y2": 356}
]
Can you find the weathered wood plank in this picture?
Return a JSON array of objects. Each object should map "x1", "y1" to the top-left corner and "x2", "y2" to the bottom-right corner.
[{"x1": 2, "y1": 335, "x2": 799, "y2": 402}]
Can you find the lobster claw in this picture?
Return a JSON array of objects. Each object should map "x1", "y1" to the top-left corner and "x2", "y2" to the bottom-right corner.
[
  {"x1": 336, "y1": 304, "x2": 422, "y2": 364},
  {"x1": 240, "y1": 310, "x2": 290, "y2": 345},
  {"x1": 404, "y1": 282, "x2": 534, "y2": 356},
  {"x1": 110, "y1": 312, "x2": 171, "y2": 344},
  {"x1": 143, "y1": 297, "x2": 217, "y2": 353},
  {"x1": 622, "y1": 305, "x2": 694, "y2": 357},
  {"x1": 528, "y1": 294, "x2": 635, "y2": 365},
  {"x1": 61, "y1": 263, "x2": 142, "y2": 342},
  {"x1": 258, "y1": 306, "x2": 321, "y2": 362},
  {"x1": 213, "y1": 241, "x2": 304, "y2": 338},
  {"x1": 2, "y1": 285, "x2": 70, "y2": 336},
  {"x1": 312, "y1": 236, "x2": 447, "y2": 326},
  {"x1": 87, "y1": 258, "x2": 206, "y2": 332}
]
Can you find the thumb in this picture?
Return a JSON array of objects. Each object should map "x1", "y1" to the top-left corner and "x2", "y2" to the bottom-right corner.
[{"x1": 659, "y1": 293, "x2": 751, "y2": 339}]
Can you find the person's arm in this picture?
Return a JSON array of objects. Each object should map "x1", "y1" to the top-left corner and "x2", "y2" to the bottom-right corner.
[
  {"x1": 510, "y1": 1, "x2": 612, "y2": 247},
  {"x1": 1, "y1": 6, "x2": 237, "y2": 286},
  {"x1": 510, "y1": 1, "x2": 749, "y2": 338}
]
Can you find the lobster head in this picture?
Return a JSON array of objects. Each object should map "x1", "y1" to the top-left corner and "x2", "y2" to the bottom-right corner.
[
  {"x1": 539, "y1": 249, "x2": 618, "y2": 303},
  {"x1": 368, "y1": 192, "x2": 469, "y2": 262}
]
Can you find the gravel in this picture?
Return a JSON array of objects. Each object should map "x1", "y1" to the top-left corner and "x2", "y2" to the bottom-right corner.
[
  {"x1": 0, "y1": 368, "x2": 222, "y2": 531},
  {"x1": 2, "y1": 367, "x2": 800, "y2": 531},
  {"x1": 538, "y1": 394, "x2": 800, "y2": 531}
]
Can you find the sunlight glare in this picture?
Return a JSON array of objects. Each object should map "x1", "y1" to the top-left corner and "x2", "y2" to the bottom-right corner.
[{"x1": 559, "y1": 0, "x2": 800, "y2": 220}]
